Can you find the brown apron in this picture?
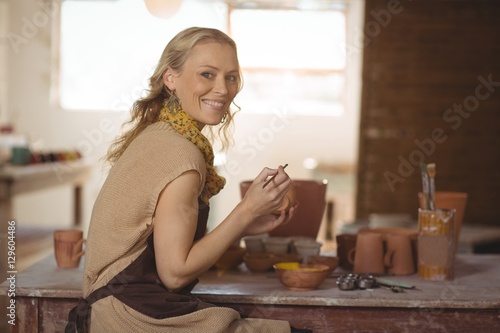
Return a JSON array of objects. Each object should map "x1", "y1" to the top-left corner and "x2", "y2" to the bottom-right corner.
[{"x1": 65, "y1": 199, "x2": 215, "y2": 333}]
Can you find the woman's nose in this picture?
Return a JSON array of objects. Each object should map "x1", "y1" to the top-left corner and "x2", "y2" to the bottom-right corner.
[{"x1": 213, "y1": 77, "x2": 228, "y2": 95}]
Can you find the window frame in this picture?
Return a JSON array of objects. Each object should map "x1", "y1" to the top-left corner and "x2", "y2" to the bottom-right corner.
[{"x1": 52, "y1": 0, "x2": 351, "y2": 117}]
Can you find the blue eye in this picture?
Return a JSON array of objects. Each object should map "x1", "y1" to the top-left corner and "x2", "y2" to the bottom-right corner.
[{"x1": 202, "y1": 72, "x2": 213, "y2": 79}]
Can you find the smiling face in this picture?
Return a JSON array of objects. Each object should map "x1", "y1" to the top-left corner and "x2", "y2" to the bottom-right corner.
[{"x1": 163, "y1": 42, "x2": 240, "y2": 130}]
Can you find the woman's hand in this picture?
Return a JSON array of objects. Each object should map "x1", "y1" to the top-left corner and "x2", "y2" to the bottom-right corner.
[
  {"x1": 242, "y1": 205, "x2": 297, "y2": 236},
  {"x1": 238, "y1": 165, "x2": 296, "y2": 236}
]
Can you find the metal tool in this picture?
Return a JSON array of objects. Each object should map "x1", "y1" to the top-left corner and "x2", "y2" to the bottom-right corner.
[
  {"x1": 376, "y1": 278, "x2": 415, "y2": 290},
  {"x1": 336, "y1": 275, "x2": 415, "y2": 293}
]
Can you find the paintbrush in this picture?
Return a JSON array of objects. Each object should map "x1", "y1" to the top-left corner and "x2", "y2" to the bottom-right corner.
[
  {"x1": 427, "y1": 163, "x2": 436, "y2": 211},
  {"x1": 420, "y1": 164, "x2": 430, "y2": 210},
  {"x1": 262, "y1": 163, "x2": 288, "y2": 188}
]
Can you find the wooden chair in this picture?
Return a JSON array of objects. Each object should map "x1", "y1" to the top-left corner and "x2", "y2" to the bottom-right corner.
[{"x1": 240, "y1": 179, "x2": 328, "y2": 239}]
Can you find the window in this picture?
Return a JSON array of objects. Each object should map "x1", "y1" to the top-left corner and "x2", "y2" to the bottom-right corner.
[
  {"x1": 229, "y1": 4, "x2": 346, "y2": 116},
  {"x1": 56, "y1": 0, "x2": 226, "y2": 111},
  {"x1": 55, "y1": 0, "x2": 349, "y2": 116}
]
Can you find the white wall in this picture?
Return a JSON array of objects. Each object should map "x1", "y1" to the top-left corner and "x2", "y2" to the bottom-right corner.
[{"x1": 4, "y1": 0, "x2": 363, "y2": 235}]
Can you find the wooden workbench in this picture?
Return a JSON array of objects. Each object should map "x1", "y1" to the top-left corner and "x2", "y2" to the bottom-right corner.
[
  {"x1": 1, "y1": 253, "x2": 499, "y2": 332},
  {"x1": 0, "y1": 160, "x2": 93, "y2": 333},
  {"x1": 0, "y1": 159, "x2": 92, "y2": 227}
]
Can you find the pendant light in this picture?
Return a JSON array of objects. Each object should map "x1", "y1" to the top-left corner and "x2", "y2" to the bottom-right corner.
[{"x1": 144, "y1": 0, "x2": 183, "y2": 19}]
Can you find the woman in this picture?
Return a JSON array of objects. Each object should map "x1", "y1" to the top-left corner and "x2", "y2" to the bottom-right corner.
[{"x1": 66, "y1": 27, "x2": 308, "y2": 332}]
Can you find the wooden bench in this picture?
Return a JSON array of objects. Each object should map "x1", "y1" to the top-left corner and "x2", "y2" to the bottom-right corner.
[{"x1": 1, "y1": 254, "x2": 500, "y2": 332}]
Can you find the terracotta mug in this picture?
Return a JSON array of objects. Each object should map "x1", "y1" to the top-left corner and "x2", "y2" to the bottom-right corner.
[
  {"x1": 358, "y1": 227, "x2": 419, "y2": 271},
  {"x1": 384, "y1": 234, "x2": 415, "y2": 275},
  {"x1": 54, "y1": 229, "x2": 85, "y2": 268},
  {"x1": 349, "y1": 233, "x2": 385, "y2": 275},
  {"x1": 336, "y1": 234, "x2": 357, "y2": 270}
]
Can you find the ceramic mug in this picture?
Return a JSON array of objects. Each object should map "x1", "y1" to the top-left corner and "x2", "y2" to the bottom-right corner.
[
  {"x1": 336, "y1": 234, "x2": 357, "y2": 270},
  {"x1": 54, "y1": 229, "x2": 85, "y2": 268},
  {"x1": 11, "y1": 146, "x2": 31, "y2": 165},
  {"x1": 349, "y1": 233, "x2": 385, "y2": 275},
  {"x1": 384, "y1": 234, "x2": 415, "y2": 275}
]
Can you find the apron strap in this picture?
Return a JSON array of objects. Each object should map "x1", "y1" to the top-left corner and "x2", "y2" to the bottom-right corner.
[{"x1": 65, "y1": 285, "x2": 114, "y2": 333}]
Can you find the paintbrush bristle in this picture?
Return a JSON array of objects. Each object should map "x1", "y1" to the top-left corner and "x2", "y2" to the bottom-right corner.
[{"x1": 427, "y1": 163, "x2": 436, "y2": 178}]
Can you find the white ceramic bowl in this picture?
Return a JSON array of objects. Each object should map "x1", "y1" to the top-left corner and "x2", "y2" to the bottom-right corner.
[
  {"x1": 263, "y1": 237, "x2": 291, "y2": 254},
  {"x1": 293, "y1": 240, "x2": 322, "y2": 257},
  {"x1": 243, "y1": 234, "x2": 269, "y2": 253}
]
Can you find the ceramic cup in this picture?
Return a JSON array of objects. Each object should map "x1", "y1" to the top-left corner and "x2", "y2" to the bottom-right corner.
[
  {"x1": 384, "y1": 234, "x2": 415, "y2": 275},
  {"x1": 336, "y1": 234, "x2": 357, "y2": 270},
  {"x1": 293, "y1": 239, "x2": 322, "y2": 257},
  {"x1": 349, "y1": 232, "x2": 385, "y2": 275},
  {"x1": 11, "y1": 146, "x2": 31, "y2": 165},
  {"x1": 243, "y1": 234, "x2": 269, "y2": 253},
  {"x1": 358, "y1": 227, "x2": 419, "y2": 272},
  {"x1": 54, "y1": 229, "x2": 85, "y2": 268},
  {"x1": 289, "y1": 236, "x2": 316, "y2": 253},
  {"x1": 263, "y1": 237, "x2": 291, "y2": 254}
]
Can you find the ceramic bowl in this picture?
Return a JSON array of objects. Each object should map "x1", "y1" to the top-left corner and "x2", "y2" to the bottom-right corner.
[
  {"x1": 214, "y1": 245, "x2": 247, "y2": 270},
  {"x1": 243, "y1": 234, "x2": 269, "y2": 253},
  {"x1": 273, "y1": 262, "x2": 330, "y2": 291},
  {"x1": 302, "y1": 255, "x2": 339, "y2": 273},
  {"x1": 243, "y1": 252, "x2": 276, "y2": 272},
  {"x1": 293, "y1": 239, "x2": 322, "y2": 257},
  {"x1": 263, "y1": 237, "x2": 291, "y2": 254},
  {"x1": 289, "y1": 236, "x2": 315, "y2": 253}
]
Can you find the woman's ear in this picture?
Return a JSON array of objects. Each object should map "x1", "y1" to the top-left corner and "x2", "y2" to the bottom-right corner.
[{"x1": 163, "y1": 68, "x2": 176, "y2": 91}]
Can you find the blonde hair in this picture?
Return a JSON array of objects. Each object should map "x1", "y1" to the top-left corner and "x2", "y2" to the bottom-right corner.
[{"x1": 105, "y1": 27, "x2": 242, "y2": 165}]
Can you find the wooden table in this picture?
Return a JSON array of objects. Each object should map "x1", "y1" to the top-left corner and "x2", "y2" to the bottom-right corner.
[
  {"x1": 0, "y1": 159, "x2": 92, "y2": 227},
  {"x1": 1, "y1": 254, "x2": 499, "y2": 332},
  {"x1": 0, "y1": 160, "x2": 93, "y2": 333}
]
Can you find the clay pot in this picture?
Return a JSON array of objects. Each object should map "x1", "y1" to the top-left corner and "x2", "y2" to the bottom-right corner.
[{"x1": 272, "y1": 185, "x2": 297, "y2": 215}]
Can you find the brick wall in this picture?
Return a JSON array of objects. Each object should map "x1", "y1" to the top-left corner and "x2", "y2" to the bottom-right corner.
[{"x1": 356, "y1": 0, "x2": 500, "y2": 225}]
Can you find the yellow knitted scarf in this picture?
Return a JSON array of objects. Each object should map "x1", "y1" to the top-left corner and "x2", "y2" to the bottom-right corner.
[{"x1": 158, "y1": 106, "x2": 226, "y2": 205}]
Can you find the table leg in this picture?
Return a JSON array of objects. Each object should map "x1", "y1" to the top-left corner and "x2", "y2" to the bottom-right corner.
[{"x1": 74, "y1": 185, "x2": 82, "y2": 227}]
